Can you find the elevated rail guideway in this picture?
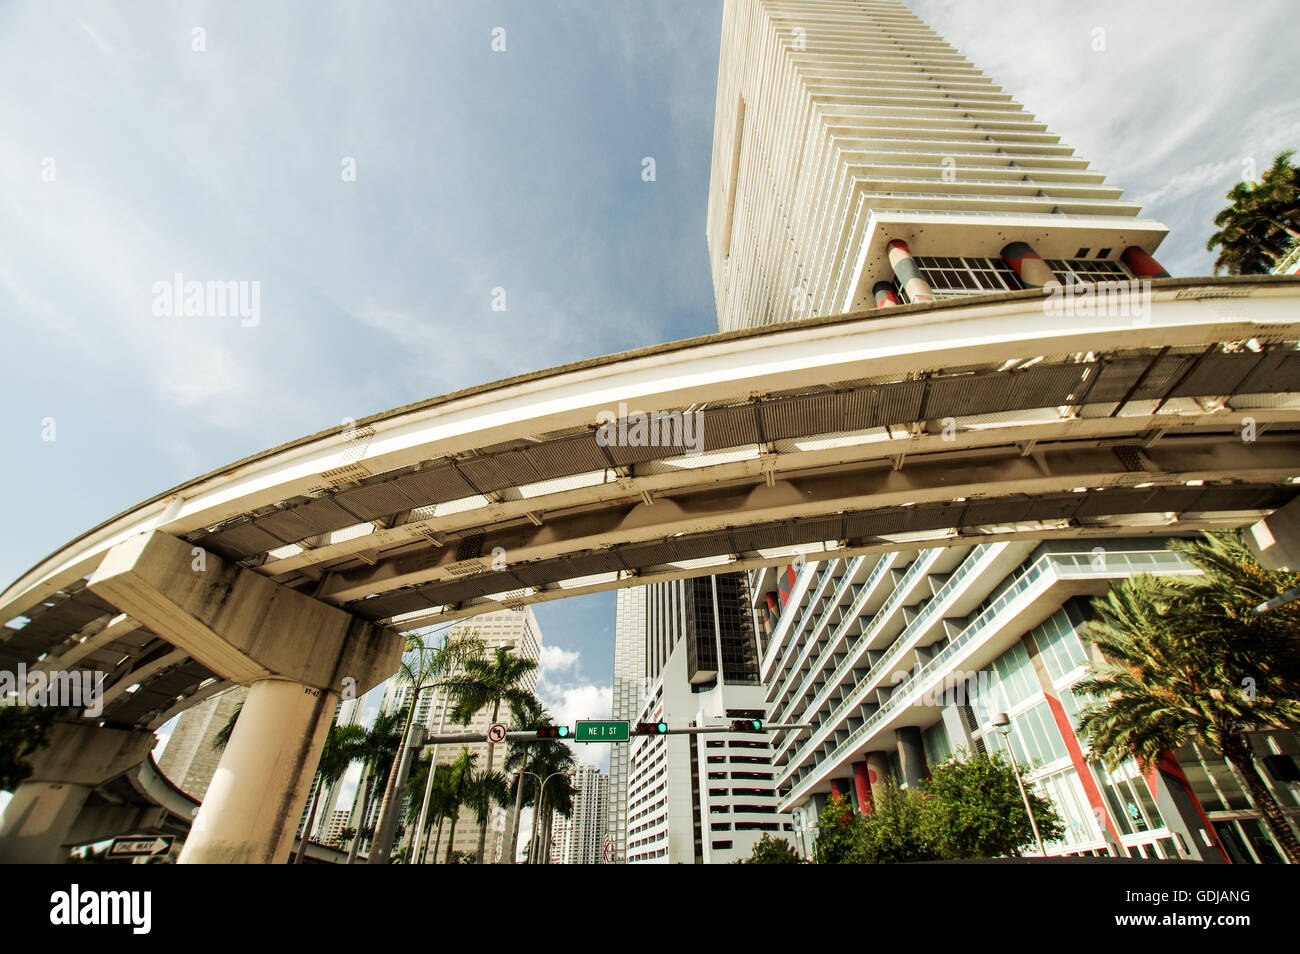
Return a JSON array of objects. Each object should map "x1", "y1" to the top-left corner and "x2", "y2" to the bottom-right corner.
[{"x1": 3, "y1": 275, "x2": 1300, "y2": 862}]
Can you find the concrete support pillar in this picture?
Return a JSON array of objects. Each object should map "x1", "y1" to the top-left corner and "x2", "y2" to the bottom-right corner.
[
  {"x1": 1001, "y1": 241, "x2": 1057, "y2": 289},
  {"x1": 183, "y1": 678, "x2": 339, "y2": 863},
  {"x1": 896, "y1": 727, "x2": 928, "y2": 790},
  {"x1": 853, "y1": 762, "x2": 873, "y2": 815},
  {"x1": 1145, "y1": 753, "x2": 1228, "y2": 863},
  {"x1": 872, "y1": 280, "x2": 900, "y2": 308},
  {"x1": 1122, "y1": 246, "x2": 1171, "y2": 279},
  {"x1": 866, "y1": 750, "x2": 890, "y2": 808},
  {"x1": 886, "y1": 240, "x2": 934, "y2": 303},
  {"x1": 87, "y1": 530, "x2": 404, "y2": 865},
  {"x1": 0, "y1": 722, "x2": 155, "y2": 863}
]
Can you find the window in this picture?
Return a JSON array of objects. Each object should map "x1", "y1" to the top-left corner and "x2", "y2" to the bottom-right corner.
[
  {"x1": 912, "y1": 256, "x2": 1020, "y2": 299},
  {"x1": 1033, "y1": 609, "x2": 1089, "y2": 683},
  {"x1": 1046, "y1": 258, "x2": 1132, "y2": 285}
]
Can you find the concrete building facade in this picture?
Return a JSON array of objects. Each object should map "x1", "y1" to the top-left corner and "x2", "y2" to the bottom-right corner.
[
  {"x1": 156, "y1": 685, "x2": 248, "y2": 802},
  {"x1": 754, "y1": 543, "x2": 1300, "y2": 862},
  {"x1": 552, "y1": 764, "x2": 610, "y2": 864},
  {"x1": 705, "y1": 0, "x2": 1169, "y2": 333},
  {"x1": 625, "y1": 573, "x2": 791, "y2": 864},
  {"x1": 607, "y1": 586, "x2": 647, "y2": 863}
]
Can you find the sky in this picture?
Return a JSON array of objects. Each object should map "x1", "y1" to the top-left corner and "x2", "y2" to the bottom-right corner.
[{"x1": 2, "y1": 1, "x2": 1297, "y2": 795}]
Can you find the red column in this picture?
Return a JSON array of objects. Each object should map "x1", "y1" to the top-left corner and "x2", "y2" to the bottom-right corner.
[
  {"x1": 886, "y1": 239, "x2": 934, "y2": 303},
  {"x1": 872, "y1": 280, "x2": 900, "y2": 308},
  {"x1": 854, "y1": 762, "x2": 873, "y2": 815},
  {"x1": 1122, "y1": 246, "x2": 1171, "y2": 279},
  {"x1": 1001, "y1": 241, "x2": 1058, "y2": 288},
  {"x1": 1042, "y1": 694, "x2": 1125, "y2": 849}
]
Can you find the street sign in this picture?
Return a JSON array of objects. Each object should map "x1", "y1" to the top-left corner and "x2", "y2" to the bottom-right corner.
[
  {"x1": 488, "y1": 722, "x2": 507, "y2": 743},
  {"x1": 107, "y1": 835, "x2": 173, "y2": 858},
  {"x1": 574, "y1": 720, "x2": 629, "y2": 742}
]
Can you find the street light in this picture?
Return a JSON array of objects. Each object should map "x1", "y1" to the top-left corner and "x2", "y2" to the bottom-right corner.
[
  {"x1": 511, "y1": 768, "x2": 541, "y2": 864},
  {"x1": 527, "y1": 770, "x2": 568, "y2": 864},
  {"x1": 992, "y1": 712, "x2": 1046, "y2": 857}
]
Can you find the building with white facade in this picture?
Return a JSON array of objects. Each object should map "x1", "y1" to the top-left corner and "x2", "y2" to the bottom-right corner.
[
  {"x1": 625, "y1": 573, "x2": 791, "y2": 864},
  {"x1": 607, "y1": 587, "x2": 646, "y2": 863},
  {"x1": 754, "y1": 542, "x2": 1300, "y2": 863},
  {"x1": 705, "y1": 0, "x2": 1170, "y2": 332},
  {"x1": 552, "y1": 765, "x2": 610, "y2": 864}
]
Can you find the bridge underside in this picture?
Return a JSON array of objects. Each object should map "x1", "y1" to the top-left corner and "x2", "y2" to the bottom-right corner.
[
  {"x1": 4, "y1": 278, "x2": 1300, "y2": 738},
  {"x1": 2, "y1": 280, "x2": 1300, "y2": 738}
]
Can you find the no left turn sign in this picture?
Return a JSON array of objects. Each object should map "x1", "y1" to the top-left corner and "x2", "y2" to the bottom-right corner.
[{"x1": 488, "y1": 723, "x2": 507, "y2": 743}]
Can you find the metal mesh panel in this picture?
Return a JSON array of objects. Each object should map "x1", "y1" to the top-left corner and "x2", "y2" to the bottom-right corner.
[
  {"x1": 759, "y1": 393, "x2": 845, "y2": 441},
  {"x1": 845, "y1": 380, "x2": 926, "y2": 429},
  {"x1": 700, "y1": 403, "x2": 763, "y2": 451},
  {"x1": 456, "y1": 451, "x2": 543, "y2": 494},
  {"x1": 523, "y1": 434, "x2": 611, "y2": 479}
]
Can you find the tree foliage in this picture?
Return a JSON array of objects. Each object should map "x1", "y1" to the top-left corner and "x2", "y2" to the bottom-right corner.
[
  {"x1": 0, "y1": 706, "x2": 59, "y2": 791},
  {"x1": 1075, "y1": 530, "x2": 1300, "y2": 863},
  {"x1": 1206, "y1": 150, "x2": 1300, "y2": 274},
  {"x1": 737, "y1": 833, "x2": 802, "y2": 864},
  {"x1": 812, "y1": 751, "x2": 1063, "y2": 863},
  {"x1": 924, "y1": 750, "x2": 1063, "y2": 859}
]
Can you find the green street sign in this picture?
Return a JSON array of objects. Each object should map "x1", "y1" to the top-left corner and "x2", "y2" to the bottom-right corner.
[{"x1": 574, "y1": 720, "x2": 630, "y2": 742}]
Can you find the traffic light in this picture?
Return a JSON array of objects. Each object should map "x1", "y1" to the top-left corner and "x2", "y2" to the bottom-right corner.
[
  {"x1": 633, "y1": 721, "x2": 668, "y2": 735},
  {"x1": 536, "y1": 725, "x2": 570, "y2": 738},
  {"x1": 730, "y1": 719, "x2": 763, "y2": 732}
]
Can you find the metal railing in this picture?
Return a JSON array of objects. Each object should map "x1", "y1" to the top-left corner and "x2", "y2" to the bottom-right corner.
[{"x1": 781, "y1": 549, "x2": 1195, "y2": 801}]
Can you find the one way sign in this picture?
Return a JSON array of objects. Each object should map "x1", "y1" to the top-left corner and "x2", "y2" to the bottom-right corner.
[{"x1": 107, "y1": 835, "x2": 174, "y2": 858}]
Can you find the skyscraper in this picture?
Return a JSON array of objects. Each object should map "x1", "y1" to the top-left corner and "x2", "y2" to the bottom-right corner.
[
  {"x1": 607, "y1": 586, "x2": 646, "y2": 863},
  {"x1": 552, "y1": 765, "x2": 610, "y2": 864},
  {"x1": 706, "y1": 0, "x2": 1169, "y2": 332},
  {"x1": 626, "y1": 573, "x2": 790, "y2": 864},
  {"x1": 701, "y1": 0, "x2": 1299, "y2": 864}
]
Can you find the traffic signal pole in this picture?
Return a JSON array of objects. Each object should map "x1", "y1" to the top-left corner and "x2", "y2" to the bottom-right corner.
[{"x1": 416, "y1": 724, "x2": 811, "y2": 746}]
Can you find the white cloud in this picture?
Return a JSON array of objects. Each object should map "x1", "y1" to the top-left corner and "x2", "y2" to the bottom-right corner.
[
  {"x1": 539, "y1": 644, "x2": 580, "y2": 675},
  {"x1": 537, "y1": 682, "x2": 613, "y2": 770}
]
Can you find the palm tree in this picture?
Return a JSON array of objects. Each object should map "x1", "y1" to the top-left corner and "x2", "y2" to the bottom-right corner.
[
  {"x1": 345, "y1": 707, "x2": 406, "y2": 864},
  {"x1": 1206, "y1": 150, "x2": 1300, "y2": 274},
  {"x1": 211, "y1": 699, "x2": 243, "y2": 753},
  {"x1": 293, "y1": 722, "x2": 366, "y2": 863},
  {"x1": 440, "y1": 747, "x2": 477, "y2": 864},
  {"x1": 439, "y1": 646, "x2": 538, "y2": 862},
  {"x1": 463, "y1": 770, "x2": 511, "y2": 862},
  {"x1": 502, "y1": 691, "x2": 549, "y2": 862},
  {"x1": 421, "y1": 762, "x2": 460, "y2": 864},
  {"x1": 522, "y1": 742, "x2": 576, "y2": 863},
  {"x1": 368, "y1": 628, "x2": 484, "y2": 864},
  {"x1": 1075, "y1": 531, "x2": 1300, "y2": 863}
]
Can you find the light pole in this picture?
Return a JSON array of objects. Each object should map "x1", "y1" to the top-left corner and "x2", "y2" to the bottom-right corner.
[
  {"x1": 993, "y1": 712, "x2": 1045, "y2": 857},
  {"x1": 514, "y1": 769, "x2": 541, "y2": 863},
  {"x1": 528, "y1": 771, "x2": 566, "y2": 864},
  {"x1": 411, "y1": 687, "x2": 449, "y2": 864}
]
